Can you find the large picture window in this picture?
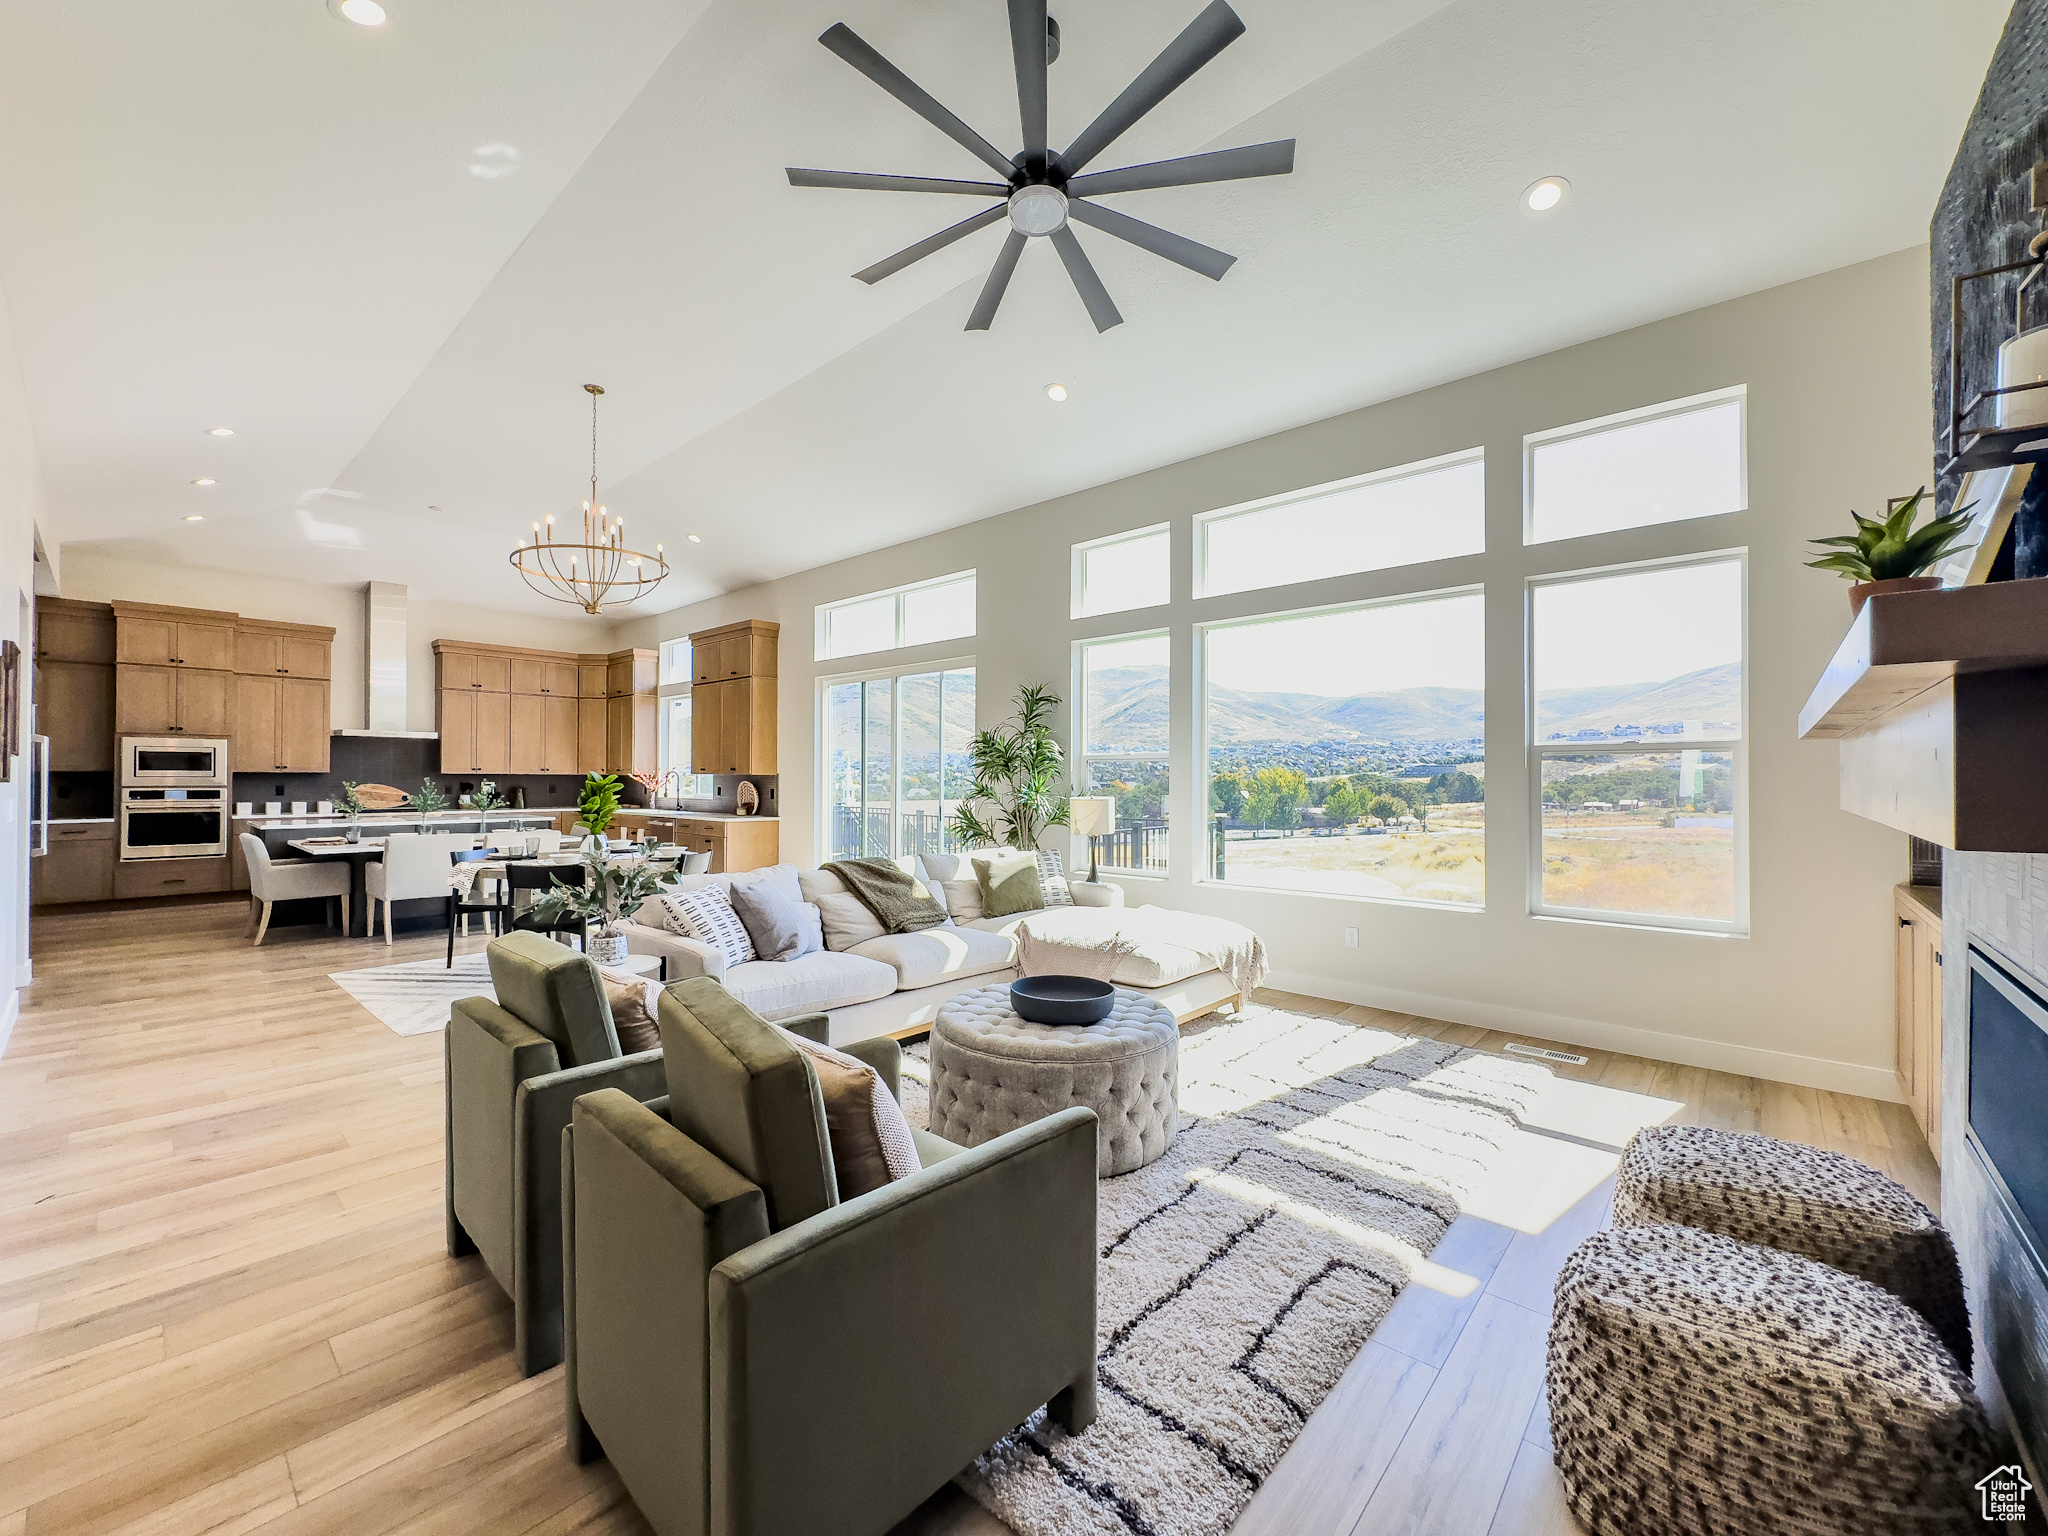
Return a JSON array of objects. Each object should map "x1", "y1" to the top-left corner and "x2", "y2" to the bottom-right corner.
[
  {"x1": 1076, "y1": 633, "x2": 1170, "y2": 874},
  {"x1": 1196, "y1": 449, "x2": 1484, "y2": 599},
  {"x1": 1201, "y1": 591, "x2": 1485, "y2": 904},
  {"x1": 816, "y1": 572, "x2": 975, "y2": 661},
  {"x1": 1529, "y1": 555, "x2": 1745, "y2": 930},
  {"x1": 823, "y1": 666, "x2": 976, "y2": 860}
]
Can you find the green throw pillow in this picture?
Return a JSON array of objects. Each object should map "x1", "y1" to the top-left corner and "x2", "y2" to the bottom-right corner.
[{"x1": 974, "y1": 851, "x2": 1044, "y2": 918}]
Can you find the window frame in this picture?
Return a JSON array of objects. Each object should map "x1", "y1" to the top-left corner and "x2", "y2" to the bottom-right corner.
[
  {"x1": 657, "y1": 642, "x2": 691, "y2": 781},
  {"x1": 1071, "y1": 522, "x2": 1171, "y2": 620},
  {"x1": 1072, "y1": 627, "x2": 1172, "y2": 879},
  {"x1": 1522, "y1": 385, "x2": 1748, "y2": 547},
  {"x1": 658, "y1": 638, "x2": 692, "y2": 687},
  {"x1": 815, "y1": 655, "x2": 977, "y2": 864},
  {"x1": 1193, "y1": 446, "x2": 1486, "y2": 601},
  {"x1": 1195, "y1": 583, "x2": 1487, "y2": 908},
  {"x1": 814, "y1": 570, "x2": 976, "y2": 661},
  {"x1": 1524, "y1": 548, "x2": 1750, "y2": 936}
]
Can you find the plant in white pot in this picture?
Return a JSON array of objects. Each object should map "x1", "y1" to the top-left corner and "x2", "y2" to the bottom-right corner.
[
  {"x1": 949, "y1": 683, "x2": 1071, "y2": 851},
  {"x1": 527, "y1": 848, "x2": 668, "y2": 968},
  {"x1": 1806, "y1": 486, "x2": 1975, "y2": 617}
]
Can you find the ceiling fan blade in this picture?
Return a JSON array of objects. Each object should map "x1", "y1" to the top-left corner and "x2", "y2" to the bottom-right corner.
[
  {"x1": 852, "y1": 205, "x2": 1007, "y2": 285},
  {"x1": 819, "y1": 23, "x2": 1017, "y2": 179},
  {"x1": 1008, "y1": 0, "x2": 1049, "y2": 176},
  {"x1": 787, "y1": 168, "x2": 1009, "y2": 195},
  {"x1": 1049, "y1": 227, "x2": 1124, "y2": 332},
  {"x1": 1059, "y1": 0, "x2": 1246, "y2": 175},
  {"x1": 967, "y1": 231, "x2": 1029, "y2": 331},
  {"x1": 1066, "y1": 139, "x2": 1294, "y2": 197},
  {"x1": 1068, "y1": 199, "x2": 1235, "y2": 280}
]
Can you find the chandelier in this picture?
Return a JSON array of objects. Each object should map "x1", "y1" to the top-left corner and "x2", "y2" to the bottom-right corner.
[{"x1": 508, "y1": 383, "x2": 669, "y2": 614}]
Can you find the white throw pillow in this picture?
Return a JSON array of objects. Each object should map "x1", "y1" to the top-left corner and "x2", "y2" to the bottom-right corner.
[
  {"x1": 941, "y1": 877, "x2": 985, "y2": 920},
  {"x1": 1036, "y1": 848, "x2": 1074, "y2": 907},
  {"x1": 656, "y1": 887, "x2": 757, "y2": 967},
  {"x1": 812, "y1": 891, "x2": 886, "y2": 952}
]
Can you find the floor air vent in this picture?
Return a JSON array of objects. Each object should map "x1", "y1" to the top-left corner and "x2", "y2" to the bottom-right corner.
[{"x1": 1505, "y1": 1042, "x2": 1589, "y2": 1066}]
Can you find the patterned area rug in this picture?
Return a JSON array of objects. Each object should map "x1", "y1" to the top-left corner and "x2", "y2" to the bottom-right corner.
[
  {"x1": 898, "y1": 1003, "x2": 1550, "y2": 1536},
  {"x1": 328, "y1": 953, "x2": 492, "y2": 1036}
]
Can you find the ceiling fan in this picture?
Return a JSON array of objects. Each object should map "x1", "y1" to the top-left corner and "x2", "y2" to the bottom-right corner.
[{"x1": 786, "y1": 0, "x2": 1294, "y2": 332}]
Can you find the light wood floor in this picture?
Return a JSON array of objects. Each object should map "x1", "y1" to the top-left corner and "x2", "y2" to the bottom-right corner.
[{"x1": 1, "y1": 899, "x2": 1940, "y2": 1536}]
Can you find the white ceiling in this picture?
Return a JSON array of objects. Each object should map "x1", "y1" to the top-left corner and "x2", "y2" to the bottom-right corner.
[{"x1": 0, "y1": 0, "x2": 2009, "y2": 617}]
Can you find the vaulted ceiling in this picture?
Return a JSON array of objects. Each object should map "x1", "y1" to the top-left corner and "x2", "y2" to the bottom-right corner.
[{"x1": 0, "y1": 0, "x2": 2008, "y2": 616}]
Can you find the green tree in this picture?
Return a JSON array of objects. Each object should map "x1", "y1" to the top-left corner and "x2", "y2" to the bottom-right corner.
[
  {"x1": 1427, "y1": 770, "x2": 1484, "y2": 804},
  {"x1": 1367, "y1": 794, "x2": 1407, "y2": 824},
  {"x1": 1323, "y1": 784, "x2": 1361, "y2": 826},
  {"x1": 1209, "y1": 769, "x2": 1247, "y2": 820},
  {"x1": 1244, "y1": 766, "x2": 1306, "y2": 830}
]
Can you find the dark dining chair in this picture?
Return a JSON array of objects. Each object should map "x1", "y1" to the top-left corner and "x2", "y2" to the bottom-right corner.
[
  {"x1": 447, "y1": 849, "x2": 513, "y2": 968},
  {"x1": 505, "y1": 860, "x2": 589, "y2": 949}
]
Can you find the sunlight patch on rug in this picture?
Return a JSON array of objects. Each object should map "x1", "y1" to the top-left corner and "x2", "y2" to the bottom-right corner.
[
  {"x1": 899, "y1": 1003, "x2": 1549, "y2": 1536},
  {"x1": 328, "y1": 953, "x2": 492, "y2": 1036}
]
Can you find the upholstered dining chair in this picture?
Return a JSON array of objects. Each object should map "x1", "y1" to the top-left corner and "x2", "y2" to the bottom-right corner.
[
  {"x1": 240, "y1": 833, "x2": 350, "y2": 947},
  {"x1": 367, "y1": 831, "x2": 469, "y2": 944},
  {"x1": 561, "y1": 979, "x2": 1099, "y2": 1536}
]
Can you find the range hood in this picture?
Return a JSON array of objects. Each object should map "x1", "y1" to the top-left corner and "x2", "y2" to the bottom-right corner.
[{"x1": 331, "y1": 580, "x2": 439, "y2": 739}]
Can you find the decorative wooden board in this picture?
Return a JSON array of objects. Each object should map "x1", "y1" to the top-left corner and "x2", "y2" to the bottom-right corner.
[{"x1": 351, "y1": 782, "x2": 410, "y2": 811}]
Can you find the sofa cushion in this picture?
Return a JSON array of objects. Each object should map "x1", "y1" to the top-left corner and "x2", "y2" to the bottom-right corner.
[
  {"x1": 718, "y1": 949, "x2": 899, "y2": 1022},
  {"x1": 799, "y1": 868, "x2": 894, "y2": 952},
  {"x1": 849, "y1": 924, "x2": 1016, "y2": 991},
  {"x1": 729, "y1": 878, "x2": 819, "y2": 962},
  {"x1": 966, "y1": 905, "x2": 1216, "y2": 988},
  {"x1": 658, "y1": 862, "x2": 804, "y2": 905},
  {"x1": 486, "y1": 931, "x2": 619, "y2": 1067},
  {"x1": 596, "y1": 965, "x2": 663, "y2": 1053},
  {"x1": 656, "y1": 887, "x2": 757, "y2": 967},
  {"x1": 975, "y1": 851, "x2": 1044, "y2": 918},
  {"x1": 657, "y1": 977, "x2": 837, "y2": 1230}
]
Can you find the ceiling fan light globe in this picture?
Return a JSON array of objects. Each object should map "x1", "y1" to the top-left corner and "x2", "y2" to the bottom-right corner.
[{"x1": 1008, "y1": 184, "x2": 1068, "y2": 236}]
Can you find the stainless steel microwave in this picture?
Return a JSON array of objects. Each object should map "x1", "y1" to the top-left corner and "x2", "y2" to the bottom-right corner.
[{"x1": 121, "y1": 736, "x2": 229, "y2": 787}]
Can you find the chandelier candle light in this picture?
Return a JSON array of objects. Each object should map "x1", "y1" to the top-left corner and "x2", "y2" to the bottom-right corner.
[{"x1": 509, "y1": 384, "x2": 669, "y2": 614}]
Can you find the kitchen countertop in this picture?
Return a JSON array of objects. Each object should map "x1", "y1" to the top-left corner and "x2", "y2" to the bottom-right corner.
[
  {"x1": 234, "y1": 810, "x2": 563, "y2": 826},
  {"x1": 640, "y1": 811, "x2": 779, "y2": 823}
]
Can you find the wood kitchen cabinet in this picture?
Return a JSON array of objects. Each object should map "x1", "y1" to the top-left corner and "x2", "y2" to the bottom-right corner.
[
  {"x1": 439, "y1": 649, "x2": 511, "y2": 693},
  {"x1": 691, "y1": 622, "x2": 777, "y2": 684},
  {"x1": 1896, "y1": 884, "x2": 1943, "y2": 1160},
  {"x1": 234, "y1": 674, "x2": 330, "y2": 772},
  {"x1": 578, "y1": 697, "x2": 607, "y2": 774},
  {"x1": 112, "y1": 604, "x2": 237, "y2": 671},
  {"x1": 31, "y1": 821, "x2": 116, "y2": 905},
  {"x1": 36, "y1": 598, "x2": 117, "y2": 772},
  {"x1": 688, "y1": 620, "x2": 777, "y2": 774},
  {"x1": 668, "y1": 816, "x2": 779, "y2": 874},
  {"x1": 117, "y1": 663, "x2": 231, "y2": 737},
  {"x1": 234, "y1": 624, "x2": 330, "y2": 679},
  {"x1": 436, "y1": 640, "x2": 657, "y2": 775},
  {"x1": 606, "y1": 692, "x2": 657, "y2": 777},
  {"x1": 36, "y1": 598, "x2": 116, "y2": 664},
  {"x1": 439, "y1": 688, "x2": 511, "y2": 774}
]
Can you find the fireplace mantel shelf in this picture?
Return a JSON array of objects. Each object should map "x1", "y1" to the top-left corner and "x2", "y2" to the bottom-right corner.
[{"x1": 1799, "y1": 582, "x2": 2048, "y2": 850}]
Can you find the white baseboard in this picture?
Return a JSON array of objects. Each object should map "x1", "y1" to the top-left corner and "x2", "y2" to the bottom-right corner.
[
  {"x1": 1261, "y1": 967, "x2": 1903, "y2": 1103},
  {"x1": 0, "y1": 985, "x2": 17, "y2": 1064}
]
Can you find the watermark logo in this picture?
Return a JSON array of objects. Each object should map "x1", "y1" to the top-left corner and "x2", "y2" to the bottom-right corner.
[{"x1": 1978, "y1": 1464, "x2": 2032, "y2": 1521}]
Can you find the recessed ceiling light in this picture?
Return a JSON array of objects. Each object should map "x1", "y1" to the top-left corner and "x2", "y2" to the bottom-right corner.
[
  {"x1": 1523, "y1": 176, "x2": 1569, "y2": 213},
  {"x1": 686, "y1": 534, "x2": 702, "y2": 543},
  {"x1": 191, "y1": 478, "x2": 215, "y2": 486},
  {"x1": 1044, "y1": 382, "x2": 1069, "y2": 402},
  {"x1": 184, "y1": 514, "x2": 205, "y2": 523},
  {"x1": 333, "y1": 0, "x2": 388, "y2": 25},
  {"x1": 207, "y1": 426, "x2": 235, "y2": 436}
]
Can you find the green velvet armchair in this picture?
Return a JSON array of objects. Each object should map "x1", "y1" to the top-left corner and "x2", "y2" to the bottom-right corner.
[
  {"x1": 443, "y1": 931, "x2": 671, "y2": 1375},
  {"x1": 561, "y1": 977, "x2": 1100, "y2": 1536}
]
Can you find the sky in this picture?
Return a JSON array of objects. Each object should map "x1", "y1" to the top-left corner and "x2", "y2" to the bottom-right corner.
[
  {"x1": 1205, "y1": 591, "x2": 1486, "y2": 696},
  {"x1": 1533, "y1": 559, "x2": 1742, "y2": 692}
]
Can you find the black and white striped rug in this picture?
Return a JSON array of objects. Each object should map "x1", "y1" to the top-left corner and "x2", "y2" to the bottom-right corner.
[
  {"x1": 900, "y1": 1003, "x2": 1550, "y2": 1536},
  {"x1": 328, "y1": 953, "x2": 493, "y2": 1036}
]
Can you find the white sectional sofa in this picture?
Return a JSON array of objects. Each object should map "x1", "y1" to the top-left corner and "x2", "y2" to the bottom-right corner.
[{"x1": 618, "y1": 852, "x2": 1245, "y2": 1046}]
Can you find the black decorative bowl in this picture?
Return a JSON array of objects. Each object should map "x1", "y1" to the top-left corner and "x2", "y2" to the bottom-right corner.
[{"x1": 1010, "y1": 974, "x2": 1115, "y2": 1026}]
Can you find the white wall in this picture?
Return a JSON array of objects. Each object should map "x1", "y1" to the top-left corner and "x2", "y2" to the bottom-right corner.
[
  {"x1": 57, "y1": 553, "x2": 623, "y2": 731},
  {"x1": 616, "y1": 249, "x2": 1931, "y2": 1099},
  {"x1": 0, "y1": 279, "x2": 52, "y2": 1052}
]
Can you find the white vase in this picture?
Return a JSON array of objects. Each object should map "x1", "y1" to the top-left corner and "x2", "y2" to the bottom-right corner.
[{"x1": 588, "y1": 933, "x2": 628, "y2": 966}]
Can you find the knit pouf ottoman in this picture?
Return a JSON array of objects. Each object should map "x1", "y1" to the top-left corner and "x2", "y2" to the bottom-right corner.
[
  {"x1": 1613, "y1": 1124, "x2": 1970, "y2": 1367},
  {"x1": 1548, "y1": 1224, "x2": 1993, "y2": 1536},
  {"x1": 929, "y1": 984, "x2": 1178, "y2": 1176}
]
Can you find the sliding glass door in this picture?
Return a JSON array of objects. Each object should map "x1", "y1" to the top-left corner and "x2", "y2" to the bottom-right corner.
[{"x1": 824, "y1": 667, "x2": 976, "y2": 861}]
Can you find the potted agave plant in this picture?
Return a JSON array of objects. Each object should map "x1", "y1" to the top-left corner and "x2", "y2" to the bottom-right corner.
[
  {"x1": 528, "y1": 849, "x2": 667, "y2": 967},
  {"x1": 1806, "y1": 486, "x2": 1975, "y2": 618}
]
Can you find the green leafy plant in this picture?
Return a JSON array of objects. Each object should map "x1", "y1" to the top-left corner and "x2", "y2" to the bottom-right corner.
[
  {"x1": 578, "y1": 772, "x2": 622, "y2": 838},
  {"x1": 949, "y1": 684, "x2": 1070, "y2": 851},
  {"x1": 528, "y1": 848, "x2": 669, "y2": 939},
  {"x1": 471, "y1": 780, "x2": 506, "y2": 813},
  {"x1": 336, "y1": 782, "x2": 368, "y2": 817},
  {"x1": 408, "y1": 777, "x2": 448, "y2": 816},
  {"x1": 1805, "y1": 486, "x2": 1974, "y2": 582}
]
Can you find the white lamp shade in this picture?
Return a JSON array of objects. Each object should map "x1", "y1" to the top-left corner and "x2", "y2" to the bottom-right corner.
[{"x1": 1070, "y1": 796, "x2": 1116, "y2": 837}]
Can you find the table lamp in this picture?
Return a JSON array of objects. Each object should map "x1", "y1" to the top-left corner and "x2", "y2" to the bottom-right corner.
[{"x1": 1068, "y1": 796, "x2": 1116, "y2": 884}]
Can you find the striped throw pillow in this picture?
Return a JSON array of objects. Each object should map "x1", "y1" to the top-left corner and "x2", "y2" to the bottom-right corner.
[
  {"x1": 656, "y1": 887, "x2": 757, "y2": 967},
  {"x1": 1036, "y1": 848, "x2": 1074, "y2": 907}
]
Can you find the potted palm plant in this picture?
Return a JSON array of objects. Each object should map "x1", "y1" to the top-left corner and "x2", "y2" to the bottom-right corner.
[
  {"x1": 1806, "y1": 487, "x2": 1975, "y2": 616},
  {"x1": 949, "y1": 683, "x2": 1070, "y2": 851},
  {"x1": 528, "y1": 848, "x2": 668, "y2": 967}
]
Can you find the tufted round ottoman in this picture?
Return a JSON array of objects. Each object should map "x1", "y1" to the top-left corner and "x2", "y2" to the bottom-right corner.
[
  {"x1": 928, "y1": 984, "x2": 1178, "y2": 1176},
  {"x1": 1548, "y1": 1223, "x2": 1993, "y2": 1536},
  {"x1": 1613, "y1": 1124, "x2": 1971, "y2": 1368}
]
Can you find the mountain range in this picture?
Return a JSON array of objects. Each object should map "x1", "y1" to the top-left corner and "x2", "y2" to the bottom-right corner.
[{"x1": 1082, "y1": 662, "x2": 1740, "y2": 750}]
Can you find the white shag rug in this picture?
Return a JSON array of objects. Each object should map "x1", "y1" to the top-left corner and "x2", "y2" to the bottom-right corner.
[
  {"x1": 328, "y1": 953, "x2": 492, "y2": 1036},
  {"x1": 897, "y1": 1002, "x2": 1550, "y2": 1536}
]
